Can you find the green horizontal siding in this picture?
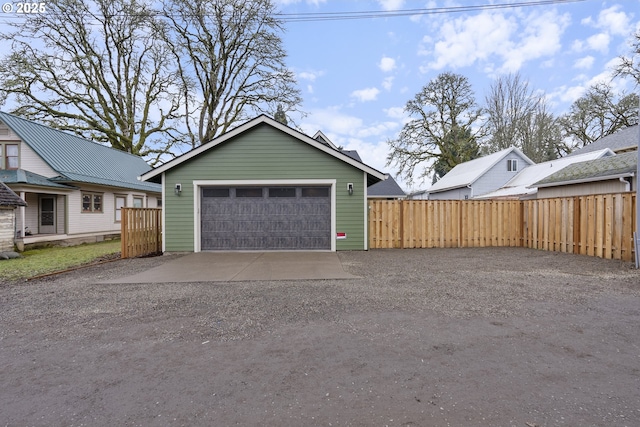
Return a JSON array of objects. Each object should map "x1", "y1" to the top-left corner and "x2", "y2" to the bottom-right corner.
[{"x1": 164, "y1": 124, "x2": 367, "y2": 251}]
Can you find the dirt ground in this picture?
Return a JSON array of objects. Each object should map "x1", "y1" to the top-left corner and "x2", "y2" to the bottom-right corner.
[{"x1": 1, "y1": 247, "x2": 639, "y2": 427}]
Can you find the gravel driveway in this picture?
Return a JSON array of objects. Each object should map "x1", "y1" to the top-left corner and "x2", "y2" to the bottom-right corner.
[{"x1": 1, "y1": 247, "x2": 639, "y2": 427}]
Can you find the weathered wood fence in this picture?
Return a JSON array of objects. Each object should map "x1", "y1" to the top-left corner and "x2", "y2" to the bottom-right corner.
[
  {"x1": 369, "y1": 193, "x2": 637, "y2": 262},
  {"x1": 121, "y1": 208, "x2": 162, "y2": 259}
]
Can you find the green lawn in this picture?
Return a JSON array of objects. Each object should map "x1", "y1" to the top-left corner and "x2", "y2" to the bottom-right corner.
[{"x1": 0, "y1": 240, "x2": 121, "y2": 282}]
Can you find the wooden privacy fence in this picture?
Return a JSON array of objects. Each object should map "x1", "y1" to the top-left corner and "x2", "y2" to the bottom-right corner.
[
  {"x1": 369, "y1": 193, "x2": 637, "y2": 262},
  {"x1": 121, "y1": 208, "x2": 162, "y2": 259}
]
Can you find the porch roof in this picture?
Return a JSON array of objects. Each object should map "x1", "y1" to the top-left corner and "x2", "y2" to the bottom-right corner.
[{"x1": 0, "y1": 169, "x2": 75, "y2": 190}]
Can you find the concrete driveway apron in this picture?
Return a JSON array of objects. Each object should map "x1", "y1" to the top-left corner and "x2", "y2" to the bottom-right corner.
[{"x1": 104, "y1": 252, "x2": 358, "y2": 283}]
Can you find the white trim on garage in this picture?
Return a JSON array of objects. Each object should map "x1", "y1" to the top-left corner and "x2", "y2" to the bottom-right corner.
[
  {"x1": 363, "y1": 172, "x2": 368, "y2": 251},
  {"x1": 192, "y1": 179, "x2": 337, "y2": 252}
]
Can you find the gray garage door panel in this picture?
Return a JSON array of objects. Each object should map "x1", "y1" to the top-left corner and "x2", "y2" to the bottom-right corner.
[{"x1": 201, "y1": 187, "x2": 331, "y2": 250}]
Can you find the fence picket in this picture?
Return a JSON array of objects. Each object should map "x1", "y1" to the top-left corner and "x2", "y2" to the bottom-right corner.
[
  {"x1": 369, "y1": 194, "x2": 636, "y2": 262},
  {"x1": 121, "y1": 208, "x2": 162, "y2": 258}
]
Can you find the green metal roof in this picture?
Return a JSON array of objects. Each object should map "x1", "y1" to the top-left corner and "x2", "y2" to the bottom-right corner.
[
  {"x1": 0, "y1": 169, "x2": 75, "y2": 189},
  {"x1": 534, "y1": 151, "x2": 637, "y2": 188},
  {"x1": 0, "y1": 111, "x2": 161, "y2": 193}
]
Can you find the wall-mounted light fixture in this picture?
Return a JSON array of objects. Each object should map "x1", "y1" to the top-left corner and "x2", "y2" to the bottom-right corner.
[
  {"x1": 347, "y1": 183, "x2": 354, "y2": 195},
  {"x1": 174, "y1": 183, "x2": 182, "y2": 195}
]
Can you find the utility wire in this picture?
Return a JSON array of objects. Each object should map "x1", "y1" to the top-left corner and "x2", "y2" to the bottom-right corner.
[
  {"x1": 275, "y1": 0, "x2": 587, "y2": 22},
  {"x1": 0, "y1": 0, "x2": 588, "y2": 23}
]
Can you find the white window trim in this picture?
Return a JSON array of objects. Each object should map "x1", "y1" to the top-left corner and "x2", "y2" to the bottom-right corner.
[
  {"x1": 114, "y1": 194, "x2": 127, "y2": 222},
  {"x1": 192, "y1": 179, "x2": 337, "y2": 252},
  {"x1": 507, "y1": 159, "x2": 518, "y2": 172}
]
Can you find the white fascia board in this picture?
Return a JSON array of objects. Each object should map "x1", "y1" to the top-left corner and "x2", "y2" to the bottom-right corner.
[{"x1": 141, "y1": 115, "x2": 386, "y2": 182}]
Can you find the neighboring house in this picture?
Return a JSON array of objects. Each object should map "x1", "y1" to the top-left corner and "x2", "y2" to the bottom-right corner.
[
  {"x1": 568, "y1": 125, "x2": 638, "y2": 157},
  {"x1": 423, "y1": 147, "x2": 534, "y2": 200},
  {"x1": 0, "y1": 111, "x2": 161, "y2": 250},
  {"x1": 140, "y1": 115, "x2": 386, "y2": 252},
  {"x1": 533, "y1": 151, "x2": 638, "y2": 198},
  {"x1": 368, "y1": 174, "x2": 406, "y2": 200},
  {"x1": 475, "y1": 149, "x2": 615, "y2": 200},
  {"x1": 0, "y1": 181, "x2": 27, "y2": 252}
]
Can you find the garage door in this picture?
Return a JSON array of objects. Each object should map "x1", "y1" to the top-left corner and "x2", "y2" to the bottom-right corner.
[{"x1": 201, "y1": 186, "x2": 331, "y2": 250}]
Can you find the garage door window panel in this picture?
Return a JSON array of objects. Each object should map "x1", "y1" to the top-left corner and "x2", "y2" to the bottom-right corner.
[
  {"x1": 269, "y1": 187, "x2": 296, "y2": 198},
  {"x1": 236, "y1": 188, "x2": 263, "y2": 197}
]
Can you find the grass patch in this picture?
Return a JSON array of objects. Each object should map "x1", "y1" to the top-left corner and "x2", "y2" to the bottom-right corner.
[{"x1": 0, "y1": 240, "x2": 121, "y2": 282}]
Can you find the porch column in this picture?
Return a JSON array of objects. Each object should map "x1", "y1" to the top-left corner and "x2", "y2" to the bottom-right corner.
[{"x1": 19, "y1": 191, "x2": 26, "y2": 237}]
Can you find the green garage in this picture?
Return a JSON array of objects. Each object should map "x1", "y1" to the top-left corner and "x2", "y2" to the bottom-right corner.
[{"x1": 140, "y1": 116, "x2": 386, "y2": 252}]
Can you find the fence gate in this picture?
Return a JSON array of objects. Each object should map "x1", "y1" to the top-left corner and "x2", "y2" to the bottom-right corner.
[{"x1": 121, "y1": 208, "x2": 162, "y2": 258}]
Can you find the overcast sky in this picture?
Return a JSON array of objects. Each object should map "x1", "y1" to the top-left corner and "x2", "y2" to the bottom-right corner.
[{"x1": 277, "y1": 0, "x2": 640, "y2": 192}]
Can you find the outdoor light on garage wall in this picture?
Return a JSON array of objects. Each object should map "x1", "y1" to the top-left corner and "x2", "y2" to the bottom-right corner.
[
  {"x1": 174, "y1": 183, "x2": 182, "y2": 196},
  {"x1": 347, "y1": 183, "x2": 354, "y2": 195}
]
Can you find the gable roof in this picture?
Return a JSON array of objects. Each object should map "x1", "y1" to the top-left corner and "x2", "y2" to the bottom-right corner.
[
  {"x1": 0, "y1": 111, "x2": 160, "y2": 193},
  {"x1": 368, "y1": 174, "x2": 406, "y2": 198},
  {"x1": 141, "y1": 115, "x2": 387, "y2": 186},
  {"x1": 0, "y1": 181, "x2": 27, "y2": 207},
  {"x1": 568, "y1": 125, "x2": 639, "y2": 157},
  {"x1": 475, "y1": 149, "x2": 614, "y2": 199},
  {"x1": 427, "y1": 147, "x2": 534, "y2": 194},
  {"x1": 534, "y1": 151, "x2": 637, "y2": 188}
]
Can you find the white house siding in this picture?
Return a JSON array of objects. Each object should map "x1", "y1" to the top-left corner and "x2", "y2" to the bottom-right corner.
[
  {"x1": 429, "y1": 186, "x2": 472, "y2": 200},
  {"x1": 471, "y1": 152, "x2": 529, "y2": 198},
  {"x1": 537, "y1": 178, "x2": 635, "y2": 198},
  {"x1": 66, "y1": 185, "x2": 158, "y2": 235},
  {"x1": 0, "y1": 208, "x2": 16, "y2": 251},
  {"x1": 19, "y1": 143, "x2": 58, "y2": 177},
  {"x1": 0, "y1": 122, "x2": 19, "y2": 141}
]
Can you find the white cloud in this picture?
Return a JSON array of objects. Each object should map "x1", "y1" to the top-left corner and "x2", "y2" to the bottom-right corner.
[
  {"x1": 574, "y1": 56, "x2": 595, "y2": 70},
  {"x1": 421, "y1": 10, "x2": 569, "y2": 74},
  {"x1": 595, "y1": 6, "x2": 631, "y2": 37},
  {"x1": 379, "y1": 56, "x2": 397, "y2": 72},
  {"x1": 351, "y1": 87, "x2": 380, "y2": 102},
  {"x1": 298, "y1": 70, "x2": 324, "y2": 82},
  {"x1": 384, "y1": 106, "x2": 405, "y2": 120},
  {"x1": 382, "y1": 76, "x2": 394, "y2": 91},
  {"x1": 307, "y1": 84, "x2": 314, "y2": 94},
  {"x1": 586, "y1": 33, "x2": 610, "y2": 53},
  {"x1": 377, "y1": 0, "x2": 404, "y2": 11}
]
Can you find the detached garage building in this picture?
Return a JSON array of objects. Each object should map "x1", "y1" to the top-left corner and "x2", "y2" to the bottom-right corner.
[{"x1": 140, "y1": 116, "x2": 386, "y2": 252}]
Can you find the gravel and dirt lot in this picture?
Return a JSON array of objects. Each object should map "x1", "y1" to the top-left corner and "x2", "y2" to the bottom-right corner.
[{"x1": 1, "y1": 247, "x2": 639, "y2": 427}]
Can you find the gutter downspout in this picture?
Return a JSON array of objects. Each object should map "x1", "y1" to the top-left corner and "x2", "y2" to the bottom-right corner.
[
  {"x1": 467, "y1": 184, "x2": 473, "y2": 200},
  {"x1": 620, "y1": 177, "x2": 631, "y2": 192}
]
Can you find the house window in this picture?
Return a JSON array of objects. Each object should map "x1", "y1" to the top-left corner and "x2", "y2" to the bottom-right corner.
[
  {"x1": 507, "y1": 159, "x2": 518, "y2": 172},
  {"x1": 115, "y1": 195, "x2": 126, "y2": 222},
  {"x1": 156, "y1": 197, "x2": 162, "y2": 208},
  {"x1": 133, "y1": 197, "x2": 143, "y2": 208},
  {"x1": 82, "y1": 192, "x2": 103, "y2": 213},
  {"x1": 1, "y1": 143, "x2": 19, "y2": 169}
]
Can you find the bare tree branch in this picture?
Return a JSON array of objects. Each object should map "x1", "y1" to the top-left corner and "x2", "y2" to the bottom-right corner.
[{"x1": 0, "y1": 0, "x2": 186, "y2": 164}]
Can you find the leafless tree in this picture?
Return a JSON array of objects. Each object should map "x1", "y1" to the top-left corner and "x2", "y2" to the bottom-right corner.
[
  {"x1": 615, "y1": 30, "x2": 640, "y2": 86},
  {"x1": 386, "y1": 72, "x2": 484, "y2": 185},
  {"x1": 559, "y1": 83, "x2": 639, "y2": 149},
  {"x1": 0, "y1": 0, "x2": 185, "y2": 164},
  {"x1": 161, "y1": 0, "x2": 302, "y2": 146},
  {"x1": 483, "y1": 73, "x2": 563, "y2": 162}
]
